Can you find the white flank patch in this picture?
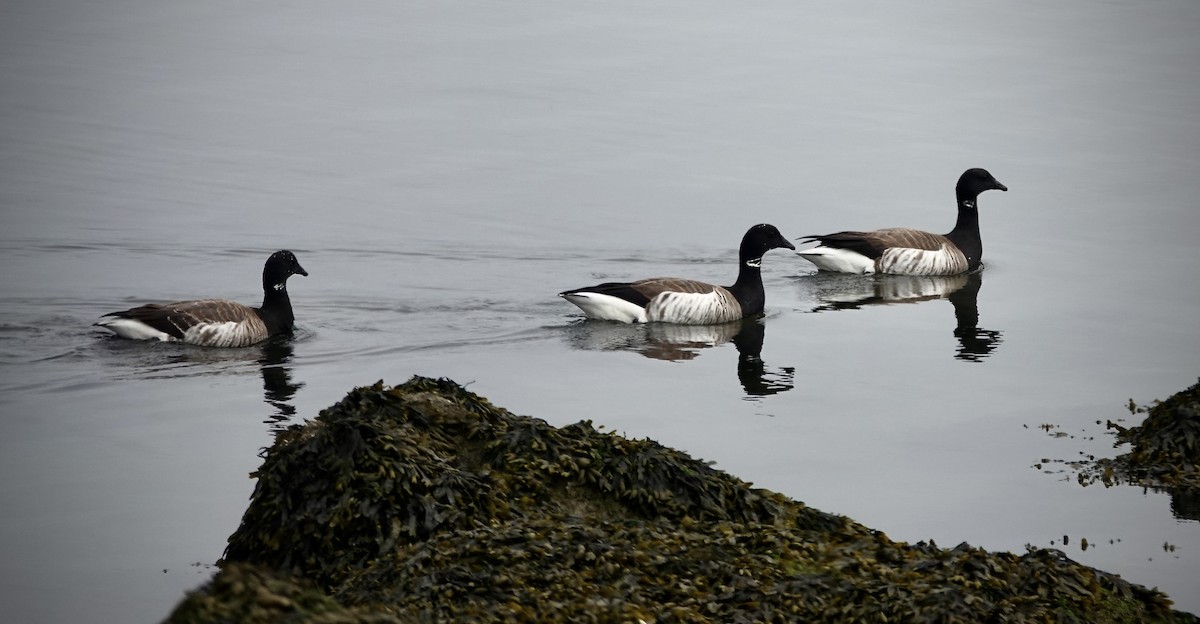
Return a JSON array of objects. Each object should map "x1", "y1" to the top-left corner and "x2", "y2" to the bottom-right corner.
[
  {"x1": 796, "y1": 247, "x2": 876, "y2": 274},
  {"x1": 645, "y1": 289, "x2": 739, "y2": 325},
  {"x1": 877, "y1": 245, "x2": 966, "y2": 276},
  {"x1": 183, "y1": 321, "x2": 256, "y2": 348},
  {"x1": 561, "y1": 292, "x2": 648, "y2": 323},
  {"x1": 95, "y1": 318, "x2": 176, "y2": 342}
]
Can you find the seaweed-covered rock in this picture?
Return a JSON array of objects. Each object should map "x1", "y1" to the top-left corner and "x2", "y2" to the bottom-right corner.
[
  {"x1": 164, "y1": 562, "x2": 399, "y2": 624},
  {"x1": 221, "y1": 377, "x2": 820, "y2": 588},
  {"x1": 169, "y1": 376, "x2": 1197, "y2": 623},
  {"x1": 1079, "y1": 379, "x2": 1200, "y2": 491}
]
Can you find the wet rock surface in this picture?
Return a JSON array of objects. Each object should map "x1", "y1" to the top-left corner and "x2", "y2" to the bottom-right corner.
[{"x1": 166, "y1": 377, "x2": 1198, "y2": 623}]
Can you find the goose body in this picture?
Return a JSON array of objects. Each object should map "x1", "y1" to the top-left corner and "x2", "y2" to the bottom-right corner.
[
  {"x1": 560, "y1": 224, "x2": 795, "y2": 325},
  {"x1": 797, "y1": 168, "x2": 1007, "y2": 276},
  {"x1": 96, "y1": 250, "x2": 308, "y2": 348}
]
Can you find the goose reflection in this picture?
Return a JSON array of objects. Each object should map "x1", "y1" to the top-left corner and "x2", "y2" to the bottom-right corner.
[
  {"x1": 802, "y1": 271, "x2": 1003, "y2": 362},
  {"x1": 257, "y1": 337, "x2": 304, "y2": 425},
  {"x1": 730, "y1": 319, "x2": 795, "y2": 398},
  {"x1": 98, "y1": 334, "x2": 304, "y2": 424},
  {"x1": 562, "y1": 317, "x2": 794, "y2": 399}
]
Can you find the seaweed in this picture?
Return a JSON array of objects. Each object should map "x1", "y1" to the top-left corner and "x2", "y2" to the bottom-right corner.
[{"x1": 164, "y1": 562, "x2": 399, "y2": 624}]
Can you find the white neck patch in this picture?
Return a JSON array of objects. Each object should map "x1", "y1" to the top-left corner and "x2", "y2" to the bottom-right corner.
[
  {"x1": 273, "y1": 283, "x2": 287, "y2": 291},
  {"x1": 962, "y1": 199, "x2": 976, "y2": 209},
  {"x1": 745, "y1": 257, "x2": 762, "y2": 268}
]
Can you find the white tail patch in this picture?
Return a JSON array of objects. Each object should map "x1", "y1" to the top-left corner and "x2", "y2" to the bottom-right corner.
[
  {"x1": 560, "y1": 292, "x2": 648, "y2": 323},
  {"x1": 796, "y1": 247, "x2": 877, "y2": 274},
  {"x1": 95, "y1": 318, "x2": 177, "y2": 342}
]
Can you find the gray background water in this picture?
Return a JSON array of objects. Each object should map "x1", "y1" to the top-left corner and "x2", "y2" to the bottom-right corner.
[{"x1": 2, "y1": 1, "x2": 1198, "y2": 621}]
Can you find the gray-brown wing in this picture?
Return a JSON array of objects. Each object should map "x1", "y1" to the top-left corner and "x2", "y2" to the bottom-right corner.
[
  {"x1": 630, "y1": 278, "x2": 720, "y2": 299},
  {"x1": 866, "y1": 228, "x2": 949, "y2": 251},
  {"x1": 802, "y1": 228, "x2": 948, "y2": 257}
]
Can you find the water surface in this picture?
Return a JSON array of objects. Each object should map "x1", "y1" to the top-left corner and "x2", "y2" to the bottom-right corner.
[{"x1": 2, "y1": 1, "x2": 1198, "y2": 622}]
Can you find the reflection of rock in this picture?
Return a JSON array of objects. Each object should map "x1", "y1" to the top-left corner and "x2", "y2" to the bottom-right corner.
[
  {"x1": 563, "y1": 318, "x2": 793, "y2": 399},
  {"x1": 802, "y1": 272, "x2": 1003, "y2": 363},
  {"x1": 258, "y1": 337, "x2": 303, "y2": 423},
  {"x1": 1169, "y1": 488, "x2": 1200, "y2": 522}
]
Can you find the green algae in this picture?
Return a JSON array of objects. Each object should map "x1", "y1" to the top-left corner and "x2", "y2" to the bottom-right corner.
[{"x1": 168, "y1": 376, "x2": 1197, "y2": 623}]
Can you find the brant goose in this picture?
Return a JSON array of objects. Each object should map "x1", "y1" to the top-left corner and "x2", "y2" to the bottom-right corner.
[
  {"x1": 95, "y1": 250, "x2": 308, "y2": 347},
  {"x1": 559, "y1": 224, "x2": 795, "y2": 324},
  {"x1": 796, "y1": 168, "x2": 1007, "y2": 275}
]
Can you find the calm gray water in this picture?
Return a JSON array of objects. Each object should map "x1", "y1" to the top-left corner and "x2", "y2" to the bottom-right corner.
[{"x1": 2, "y1": 1, "x2": 1199, "y2": 621}]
